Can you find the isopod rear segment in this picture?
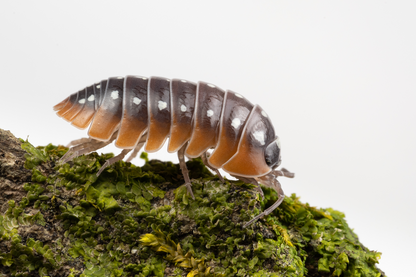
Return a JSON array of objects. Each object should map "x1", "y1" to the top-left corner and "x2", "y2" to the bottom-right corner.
[{"x1": 54, "y1": 75, "x2": 294, "y2": 227}]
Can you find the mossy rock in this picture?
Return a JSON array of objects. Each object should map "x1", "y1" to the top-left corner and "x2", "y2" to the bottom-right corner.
[{"x1": 0, "y1": 130, "x2": 385, "y2": 277}]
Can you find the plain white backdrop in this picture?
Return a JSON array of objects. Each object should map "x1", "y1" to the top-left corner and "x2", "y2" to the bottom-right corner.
[{"x1": 1, "y1": 1, "x2": 415, "y2": 275}]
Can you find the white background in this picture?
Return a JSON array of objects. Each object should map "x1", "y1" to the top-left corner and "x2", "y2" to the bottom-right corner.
[{"x1": 1, "y1": 1, "x2": 415, "y2": 275}]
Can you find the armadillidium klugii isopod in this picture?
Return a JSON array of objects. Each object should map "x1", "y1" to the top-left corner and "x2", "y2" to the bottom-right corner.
[{"x1": 54, "y1": 76, "x2": 294, "y2": 227}]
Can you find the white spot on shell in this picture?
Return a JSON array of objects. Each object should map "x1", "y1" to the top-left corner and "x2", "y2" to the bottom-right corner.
[
  {"x1": 181, "y1": 79, "x2": 187, "y2": 83},
  {"x1": 158, "y1": 101, "x2": 167, "y2": 110},
  {"x1": 88, "y1": 95, "x2": 95, "y2": 101},
  {"x1": 207, "y1": 83, "x2": 215, "y2": 88},
  {"x1": 78, "y1": 98, "x2": 86, "y2": 104},
  {"x1": 96, "y1": 84, "x2": 101, "y2": 89},
  {"x1": 261, "y1": 111, "x2": 268, "y2": 117},
  {"x1": 133, "y1": 97, "x2": 141, "y2": 105},
  {"x1": 111, "y1": 91, "x2": 119, "y2": 100},
  {"x1": 181, "y1": 104, "x2": 187, "y2": 112},
  {"x1": 234, "y1": 93, "x2": 243, "y2": 98},
  {"x1": 207, "y1": 109, "x2": 214, "y2": 117},
  {"x1": 231, "y1": 118, "x2": 241, "y2": 129},
  {"x1": 253, "y1": 131, "x2": 265, "y2": 145},
  {"x1": 142, "y1": 77, "x2": 147, "y2": 80}
]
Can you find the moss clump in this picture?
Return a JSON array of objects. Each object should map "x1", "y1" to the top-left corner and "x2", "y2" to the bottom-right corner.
[
  {"x1": 0, "y1": 139, "x2": 385, "y2": 277},
  {"x1": 140, "y1": 230, "x2": 215, "y2": 277}
]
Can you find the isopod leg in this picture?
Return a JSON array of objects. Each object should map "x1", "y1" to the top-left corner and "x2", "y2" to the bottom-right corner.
[
  {"x1": 66, "y1": 137, "x2": 92, "y2": 148},
  {"x1": 62, "y1": 141, "x2": 105, "y2": 163},
  {"x1": 96, "y1": 149, "x2": 132, "y2": 176},
  {"x1": 60, "y1": 141, "x2": 93, "y2": 163},
  {"x1": 201, "y1": 152, "x2": 224, "y2": 183},
  {"x1": 125, "y1": 142, "x2": 145, "y2": 163},
  {"x1": 178, "y1": 143, "x2": 195, "y2": 199},
  {"x1": 243, "y1": 179, "x2": 285, "y2": 228},
  {"x1": 232, "y1": 175, "x2": 264, "y2": 200},
  {"x1": 60, "y1": 132, "x2": 118, "y2": 163},
  {"x1": 273, "y1": 168, "x2": 295, "y2": 178},
  {"x1": 60, "y1": 139, "x2": 109, "y2": 163},
  {"x1": 125, "y1": 133, "x2": 147, "y2": 163}
]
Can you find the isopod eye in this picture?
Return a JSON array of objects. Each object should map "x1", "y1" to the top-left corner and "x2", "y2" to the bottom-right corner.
[{"x1": 264, "y1": 137, "x2": 281, "y2": 169}]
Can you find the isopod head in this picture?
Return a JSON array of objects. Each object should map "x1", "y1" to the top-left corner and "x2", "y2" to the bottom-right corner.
[{"x1": 264, "y1": 137, "x2": 281, "y2": 169}]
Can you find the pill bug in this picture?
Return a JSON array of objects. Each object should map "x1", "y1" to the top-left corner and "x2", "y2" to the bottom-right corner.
[{"x1": 53, "y1": 75, "x2": 294, "y2": 227}]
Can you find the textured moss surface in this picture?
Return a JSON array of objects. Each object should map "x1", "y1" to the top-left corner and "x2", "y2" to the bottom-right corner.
[{"x1": 0, "y1": 137, "x2": 385, "y2": 277}]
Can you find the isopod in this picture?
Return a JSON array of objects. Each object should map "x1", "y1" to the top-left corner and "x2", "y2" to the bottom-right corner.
[{"x1": 53, "y1": 76, "x2": 294, "y2": 227}]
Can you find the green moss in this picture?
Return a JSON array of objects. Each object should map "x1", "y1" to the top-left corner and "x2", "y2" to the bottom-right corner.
[
  {"x1": 139, "y1": 230, "x2": 218, "y2": 277},
  {"x1": 0, "y1": 201, "x2": 58, "y2": 276},
  {"x1": 0, "y1": 140, "x2": 385, "y2": 277}
]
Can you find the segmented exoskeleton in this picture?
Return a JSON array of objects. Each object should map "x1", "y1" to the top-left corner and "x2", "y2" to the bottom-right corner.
[{"x1": 54, "y1": 76, "x2": 294, "y2": 227}]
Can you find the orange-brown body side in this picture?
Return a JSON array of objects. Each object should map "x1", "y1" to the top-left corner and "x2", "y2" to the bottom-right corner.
[
  {"x1": 144, "y1": 77, "x2": 171, "y2": 152},
  {"x1": 185, "y1": 82, "x2": 225, "y2": 158},
  {"x1": 208, "y1": 91, "x2": 253, "y2": 169},
  {"x1": 71, "y1": 86, "x2": 97, "y2": 129},
  {"x1": 89, "y1": 77, "x2": 124, "y2": 141},
  {"x1": 168, "y1": 79, "x2": 197, "y2": 153},
  {"x1": 115, "y1": 76, "x2": 149, "y2": 148},
  {"x1": 54, "y1": 76, "x2": 279, "y2": 179}
]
